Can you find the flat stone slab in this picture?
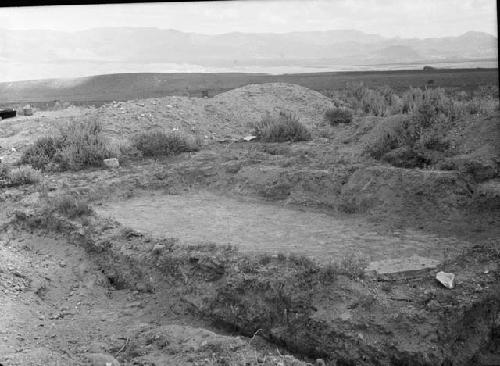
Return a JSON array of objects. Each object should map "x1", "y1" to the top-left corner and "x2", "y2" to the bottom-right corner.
[{"x1": 367, "y1": 255, "x2": 441, "y2": 274}]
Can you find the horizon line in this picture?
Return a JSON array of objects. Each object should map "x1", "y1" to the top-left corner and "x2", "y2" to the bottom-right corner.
[{"x1": 0, "y1": 26, "x2": 496, "y2": 39}]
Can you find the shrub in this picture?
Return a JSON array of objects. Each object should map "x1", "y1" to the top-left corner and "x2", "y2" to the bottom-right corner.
[
  {"x1": 254, "y1": 112, "x2": 311, "y2": 142},
  {"x1": 363, "y1": 115, "x2": 419, "y2": 159},
  {"x1": 346, "y1": 83, "x2": 391, "y2": 116},
  {"x1": 132, "y1": 130, "x2": 200, "y2": 157},
  {"x1": 55, "y1": 119, "x2": 114, "y2": 170},
  {"x1": 324, "y1": 107, "x2": 353, "y2": 125},
  {"x1": 20, "y1": 136, "x2": 65, "y2": 170},
  {"x1": 20, "y1": 119, "x2": 115, "y2": 171},
  {"x1": 50, "y1": 194, "x2": 93, "y2": 218},
  {"x1": 7, "y1": 165, "x2": 42, "y2": 186}
]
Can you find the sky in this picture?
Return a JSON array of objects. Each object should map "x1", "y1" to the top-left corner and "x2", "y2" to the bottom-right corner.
[{"x1": 0, "y1": 0, "x2": 497, "y2": 38}]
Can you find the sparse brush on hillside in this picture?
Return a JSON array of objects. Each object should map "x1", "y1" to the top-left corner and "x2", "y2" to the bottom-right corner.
[
  {"x1": 358, "y1": 84, "x2": 500, "y2": 168},
  {"x1": 131, "y1": 130, "x2": 200, "y2": 158},
  {"x1": 324, "y1": 107, "x2": 353, "y2": 125},
  {"x1": 362, "y1": 114, "x2": 438, "y2": 168},
  {"x1": 345, "y1": 83, "x2": 394, "y2": 116},
  {"x1": 342, "y1": 83, "x2": 498, "y2": 120},
  {"x1": 20, "y1": 119, "x2": 116, "y2": 171},
  {"x1": 254, "y1": 112, "x2": 311, "y2": 142}
]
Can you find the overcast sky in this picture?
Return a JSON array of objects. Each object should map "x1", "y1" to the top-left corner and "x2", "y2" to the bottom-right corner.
[{"x1": 0, "y1": 0, "x2": 497, "y2": 38}]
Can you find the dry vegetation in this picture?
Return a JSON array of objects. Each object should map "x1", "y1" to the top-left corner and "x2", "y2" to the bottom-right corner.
[
  {"x1": 253, "y1": 111, "x2": 312, "y2": 142},
  {"x1": 0, "y1": 162, "x2": 41, "y2": 187},
  {"x1": 131, "y1": 130, "x2": 200, "y2": 157},
  {"x1": 20, "y1": 119, "x2": 115, "y2": 171}
]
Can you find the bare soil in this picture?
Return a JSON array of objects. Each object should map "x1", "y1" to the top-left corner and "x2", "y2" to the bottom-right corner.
[
  {"x1": 0, "y1": 228, "x2": 307, "y2": 366},
  {"x1": 96, "y1": 190, "x2": 470, "y2": 266}
]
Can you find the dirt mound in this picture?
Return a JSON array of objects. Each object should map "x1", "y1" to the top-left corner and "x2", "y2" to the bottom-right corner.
[
  {"x1": 94, "y1": 82, "x2": 335, "y2": 143},
  {"x1": 0, "y1": 83, "x2": 335, "y2": 162},
  {"x1": 212, "y1": 83, "x2": 336, "y2": 129}
]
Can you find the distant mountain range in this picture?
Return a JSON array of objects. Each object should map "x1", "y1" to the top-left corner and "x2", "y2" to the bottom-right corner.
[{"x1": 0, "y1": 28, "x2": 497, "y2": 70}]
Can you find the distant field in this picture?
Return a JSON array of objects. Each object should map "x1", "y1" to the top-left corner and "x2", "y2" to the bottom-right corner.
[{"x1": 0, "y1": 68, "x2": 497, "y2": 109}]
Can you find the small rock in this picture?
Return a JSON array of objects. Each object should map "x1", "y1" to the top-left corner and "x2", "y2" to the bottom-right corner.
[
  {"x1": 152, "y1": 244, "x2": 165, "y2": 254},
  {"x1": 243, "y1": 135, "x2": 257, "y2": 142},
  {"x1": 103, "y1": 158, "x2": 119, "y2": 169},
  {"x1": 85, "y1": 353, "x2": 120, "y2": 366},
  {"x1": 436, "y1": 271, "x2": 456, "y2": 289}
]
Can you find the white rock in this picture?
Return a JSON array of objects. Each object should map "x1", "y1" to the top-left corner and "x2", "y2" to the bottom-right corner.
[
  {"x1": 103, "y1": 158, "x2": 119, "y2": 168},
  {"x1": 436, "y1": 271, "x2": 456, "y2": 289},
  {"x1": 85, "y1": 353, "x2": 120, "y2": 366},
  {"x1": 243, "y1": 135, "x2": 257, "y2": 142}
]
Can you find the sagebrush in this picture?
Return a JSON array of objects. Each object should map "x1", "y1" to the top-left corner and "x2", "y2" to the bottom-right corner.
[
  {"x1": 20, "y1": 119, "x2": 115, "y2": 171},
  {"x1": 132, "y1": 131, "x2": 200, "y2": 157},
  {"x1": 254, "y1": 112, "x2": 311, "y2": 142},
  {"x1": 324, "y1": 107, "x2": 353, "y2": 125}
]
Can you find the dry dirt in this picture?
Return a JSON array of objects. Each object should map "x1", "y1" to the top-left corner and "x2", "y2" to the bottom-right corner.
[
  {"x1": 1, "y1": 82, "x2": 499, "y2": 365},
  {"x1": 0, "y1": 225, "x2": 308, "y2": 366},
  {"x1": 95, "y1": 190, "x2": 470, "y2": 266}
]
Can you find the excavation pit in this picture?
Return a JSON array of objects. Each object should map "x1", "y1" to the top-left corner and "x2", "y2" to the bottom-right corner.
[{"x1": 96, "y1": 191, "x2": 471, "y2": 269}]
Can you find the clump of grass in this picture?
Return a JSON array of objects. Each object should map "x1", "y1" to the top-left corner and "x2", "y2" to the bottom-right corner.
[
  {"x1": 324, "y1": 107, "x2": 353, "y2": 125},
  {"x1": 254, "y1": 112, "x2": 311, "y2": 142},
  {"x1": 346, "y1": 83, "x2": 393, "y2": 116},
  {"x1": 322, "y1": 252, "x2": 368, "y2": 280},
  {"x1": 7, "y1": 166, "x2": 42, "y2": 186},
  {"x1": 50, "y1": 194, "x2": 93, "y2": 218},
  {"x1": 131, "y1": 130, "x2": 200, "y2": 157},
  {"x1": 20, "y1": 119, "x2": 116, "y2": 171},
  {"x1": 1, "y1": 164, "x2": 42, "y2": 186}
]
